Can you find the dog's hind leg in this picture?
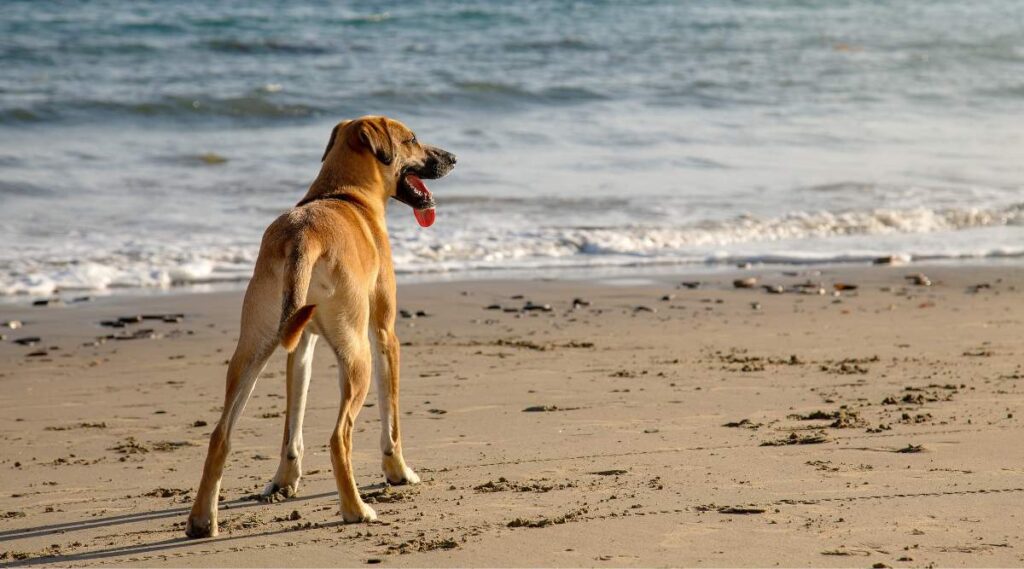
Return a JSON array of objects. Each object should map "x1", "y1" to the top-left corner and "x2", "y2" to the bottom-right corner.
[
  {"x1": 264, "y1": 331, "x2": 317, "y2": 500},
  {"x1": 185, "y1": 342, "x2": 272, "y2": 538},
  {"x1": 186, "y1": 286, "x2": 277, "y2": 539},
  {"x1": 321, "y1": 302, "x2": 377, "y2": 523}
]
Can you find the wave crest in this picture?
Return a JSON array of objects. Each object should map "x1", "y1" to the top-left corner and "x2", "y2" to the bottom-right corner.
[{"x1": 2, "y1": 204, "x2": 1022, "y2": 297}]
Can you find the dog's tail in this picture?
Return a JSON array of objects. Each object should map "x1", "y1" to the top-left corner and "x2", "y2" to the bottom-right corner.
[{"x1": 279, "y1": 242, "x2": 318, "y2": 353}]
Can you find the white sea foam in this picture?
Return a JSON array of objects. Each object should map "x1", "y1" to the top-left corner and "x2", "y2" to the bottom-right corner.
[
  {"x1": 389, "y1": 203, "x2": 1024, "y2": 268},
  {"x1": 2, "y1": 204, "x2": 1021, "y2": 297}
]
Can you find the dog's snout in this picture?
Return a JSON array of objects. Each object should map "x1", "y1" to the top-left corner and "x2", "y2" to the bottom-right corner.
[
  {"x1": 417, "y1": 146, "x2": 456, "y2": 179},
  {"x1": 436, "y1": 150, "x2": 456, "y2": 176},
  {"x1": 428, "y1": 146, "x2": 456, "y2": 165}
]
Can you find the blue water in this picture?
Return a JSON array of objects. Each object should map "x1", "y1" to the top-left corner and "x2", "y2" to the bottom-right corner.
[{"x1": 1, "y1": 1, "x2": 1023, "y2": 295}]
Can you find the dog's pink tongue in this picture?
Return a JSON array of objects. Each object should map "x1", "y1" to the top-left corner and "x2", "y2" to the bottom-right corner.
[
  {"x1": 407, "y1": 175, "x2": 435, "y2": 228},
  {"x1": 414, "y1": 207, "x2": 435, "y2": 228}
]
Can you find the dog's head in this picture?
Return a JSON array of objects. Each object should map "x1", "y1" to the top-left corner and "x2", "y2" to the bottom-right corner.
[{"x1": 321, "y1": 116, "x2": 456, "y2": 227}]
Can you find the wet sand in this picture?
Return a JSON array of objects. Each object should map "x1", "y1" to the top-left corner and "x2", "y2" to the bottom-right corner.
[{"x1": 1, "y1": 264, "x2": 1023, "y2": 567}]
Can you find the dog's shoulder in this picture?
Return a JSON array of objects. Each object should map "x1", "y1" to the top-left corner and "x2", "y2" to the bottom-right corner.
[{"x1": 265, "y1": 199, "x2": 380, "y2": 251}]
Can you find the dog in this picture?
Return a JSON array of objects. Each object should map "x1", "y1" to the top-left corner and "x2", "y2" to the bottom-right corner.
[{"x1": 185, "y1": 116, "x2": 456, "y2": 538}]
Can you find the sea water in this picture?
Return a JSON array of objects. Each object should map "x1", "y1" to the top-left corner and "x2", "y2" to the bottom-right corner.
[{"x1": 1, "y1": 1, "x2": 1022, "y2": 295}]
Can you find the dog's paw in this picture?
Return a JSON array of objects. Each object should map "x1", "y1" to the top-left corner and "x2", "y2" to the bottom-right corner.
[
  {"x1": 261, "y1": 480, "x2": 299, "y2": 502},
  {"x1": 382, "y1": 456, "x2": 421, "y2": 485},
  {"x1": 341, "y1": 501, "x2": 378, "y2": 524},
  {"x1": 185, "y1": 515, "x2": 218, "y2": 539},
  {"x1": 386, "y1": 466, "x2": 421, "y2": 486}
]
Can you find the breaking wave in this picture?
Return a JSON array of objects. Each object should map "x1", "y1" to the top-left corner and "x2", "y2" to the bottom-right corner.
[{"x1": 3, "y1": 204, "x2": 1022, "y2": 297}]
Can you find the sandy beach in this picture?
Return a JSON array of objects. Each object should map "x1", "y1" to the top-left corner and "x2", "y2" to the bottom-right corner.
[
  {"x1": 5, "y1": 2, "x2": 1024, "y2": 567},
  {"x1": 1, "y1": 264, "x2": 1023, "y2": 567}
]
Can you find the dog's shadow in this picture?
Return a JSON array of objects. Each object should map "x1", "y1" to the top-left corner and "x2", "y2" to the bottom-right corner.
[{"x1": 1, "y1": 484, "x2": 387, "y2": 566}]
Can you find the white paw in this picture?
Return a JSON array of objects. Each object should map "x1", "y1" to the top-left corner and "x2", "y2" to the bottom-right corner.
[
  {"x1": 383, "y1": 458, "x2": 420, "y2": 485},
  {"x1": 341, "y1": 501, "x2": 378, "y2": 524},
  {"x1": 398, "y1": 467, "x2": 421, "y2": 485}
]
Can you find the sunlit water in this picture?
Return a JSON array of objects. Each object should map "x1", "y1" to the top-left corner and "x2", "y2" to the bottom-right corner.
[{"x1": 1, "y1": 1, "x2": 1022, "y2": 295}]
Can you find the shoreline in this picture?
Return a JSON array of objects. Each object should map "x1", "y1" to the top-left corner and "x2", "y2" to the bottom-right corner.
[
  {"x1": 5, "y1": 255, "x2": 1024, "y2": 307},
  {"x1": 1, "y1": 263, "x2": 1023, "y2": 566}
]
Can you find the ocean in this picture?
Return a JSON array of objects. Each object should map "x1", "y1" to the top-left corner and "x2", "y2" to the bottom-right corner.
[{"x1": 1, "y1": 0, "x2": 1022, "y2": 296}]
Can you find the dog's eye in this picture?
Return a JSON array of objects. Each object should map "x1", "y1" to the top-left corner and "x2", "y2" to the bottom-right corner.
[{"x1": 406, "y1": 135, "x2": 417, "y2": 145}]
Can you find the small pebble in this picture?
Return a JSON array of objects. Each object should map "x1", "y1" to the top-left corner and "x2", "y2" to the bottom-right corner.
[
  {"x1": 905, "y1": 273, "x2": 932, "y2": 286},
  {"x1": 112, "y1": 329, "x2": 156, "y2": 341},
  {"x1": 733, "y1": 277, "x2": 758, "y2": 289}
]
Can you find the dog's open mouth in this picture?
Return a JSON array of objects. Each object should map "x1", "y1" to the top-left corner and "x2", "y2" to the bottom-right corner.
[{"x1": 396, "y1": 173, "x2": 436, "y2": 228}]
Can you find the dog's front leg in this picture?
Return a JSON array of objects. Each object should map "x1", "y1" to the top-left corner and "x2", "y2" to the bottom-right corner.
[{"x1": 373, "y1": 328, "x2": 419, "y2": 485}]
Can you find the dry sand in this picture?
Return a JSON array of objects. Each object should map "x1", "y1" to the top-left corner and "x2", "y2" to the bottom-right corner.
[{"x1": 1, "y1": 264, "x2": 1023, "y2": 567}]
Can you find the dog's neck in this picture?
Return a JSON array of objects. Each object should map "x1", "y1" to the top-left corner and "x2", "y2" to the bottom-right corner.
[{"x1": 299, "y1": 156, "x2": 390, "y2": 217}]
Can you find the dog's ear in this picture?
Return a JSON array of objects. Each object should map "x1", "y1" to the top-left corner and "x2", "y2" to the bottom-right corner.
[
  {"x1": 321, "y1": 123, "x2": 341, "y2": 162},
  {"x1": 349, "y1": 118, "x2": 395, "y2": 166}
]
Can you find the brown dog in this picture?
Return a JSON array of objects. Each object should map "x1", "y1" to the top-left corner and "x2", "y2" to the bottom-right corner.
[{"x1": 185, "y1": 116, "x2": 456, "y2": 538}]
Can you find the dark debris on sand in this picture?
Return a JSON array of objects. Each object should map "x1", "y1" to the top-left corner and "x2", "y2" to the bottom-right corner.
[{"x1": 761, "y1": 432, "x2": 829, "y2": 446}]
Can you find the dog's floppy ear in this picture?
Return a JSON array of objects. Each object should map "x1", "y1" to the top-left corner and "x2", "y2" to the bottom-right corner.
[
  {"x1": 349, "y1": 118, "x2": 395, "y2": 166},
  {"x1": 321, "y1": 123, "x2": 341, "y2": 162}
]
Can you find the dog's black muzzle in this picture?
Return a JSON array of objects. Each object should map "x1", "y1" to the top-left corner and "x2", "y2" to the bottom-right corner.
[{"x1": 415, "y1": 146, "x2": 457, "y2": 180}]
